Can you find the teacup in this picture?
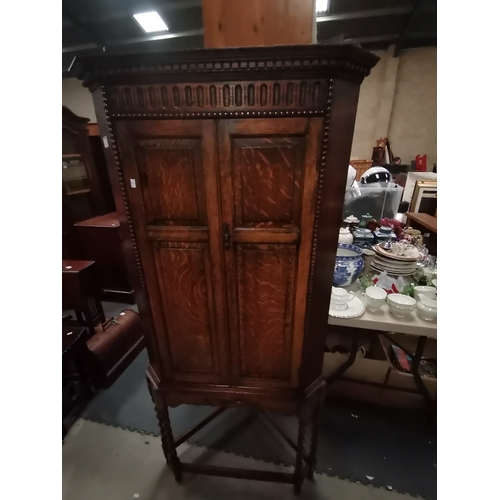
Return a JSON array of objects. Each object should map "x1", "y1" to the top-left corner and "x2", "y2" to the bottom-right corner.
[
  {"x1": 331, "y1": 287, "x2": 355, "y2": 311},
  {"x1": 413, "y1": 286, "x2": 437, "y2": 302},
  {"x1": 364, "y1": 286, "x2": 387, "y2": 312}
]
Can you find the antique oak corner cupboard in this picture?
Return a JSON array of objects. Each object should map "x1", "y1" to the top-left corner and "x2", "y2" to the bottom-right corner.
[{"x1": 77, "y1": 45, "x2": 379, "y2": 492}]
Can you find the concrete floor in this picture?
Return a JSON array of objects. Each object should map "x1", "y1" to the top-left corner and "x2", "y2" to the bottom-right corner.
[{"x1": 62, "y1": 419, "x2": 419, "y2": 500}]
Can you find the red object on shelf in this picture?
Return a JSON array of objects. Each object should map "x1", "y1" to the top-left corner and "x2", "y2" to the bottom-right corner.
[{"x1": 415, "y1": 154, "x2": 427, "y2": 172}]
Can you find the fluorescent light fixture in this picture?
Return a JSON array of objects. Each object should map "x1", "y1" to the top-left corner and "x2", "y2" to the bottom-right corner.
[
  {"x1": 316, "y1": 0, "x2": 329, "y2": 14},
  {"x1": 133, "y1": 11, "x2": 169, "y2": 33}
]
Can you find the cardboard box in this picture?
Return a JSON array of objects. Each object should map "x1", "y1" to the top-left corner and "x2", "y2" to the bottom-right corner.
[
  {"x1": 379, "y1": 333, "x2": 437, "y2": 399},
  {"x1": 327, "y1": 379, "x2": 427, "y2": 410},
  {"x1": 322, "y1": 331, "x2": 391, "y2": 385}
]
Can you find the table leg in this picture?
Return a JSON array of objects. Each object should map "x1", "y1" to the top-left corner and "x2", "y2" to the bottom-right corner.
[
  {"x1": 162, "y1": 408, "x2": 182, "y2": 483},
  {"x1": 306, "y1": 390, "x2": 325, "y2": 480},
  {"x1": 411, "y1": 336, "x2": 435, "y2": 411},
  {"x1": 293, "y1": 406, "x2": 306, "y2": 495},
  {"x1": 325, "y1": 336, "x2": 359, "y2": 387}
]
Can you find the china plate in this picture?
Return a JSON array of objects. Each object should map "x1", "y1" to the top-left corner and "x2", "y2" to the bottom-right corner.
[
  {"x1": 328, "y1": 295, "x2": 365, "y2": 319},
  {"x1": 372, "y1": 260, "x2": 417, "y2": 272},
  {"x1": 371, "y1": 263, "x2": 415, "y2": 276},
  {"x1": 373, "y1": 244, "x2": 419, "y2": 262},
  {"x1": 372, "y1": 256, "x2": 418, "y2": 269},
  {"x1": 372, "y1": 254, "x2": 418, "y2": 267}
]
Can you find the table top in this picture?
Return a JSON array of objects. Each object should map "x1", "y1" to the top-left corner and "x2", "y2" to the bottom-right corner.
[
  {"x1": 328, "y1": 283, "x2": 437, "y2": 339},
  {"x1": 62, "y1": 260, "x2": 95, "y2": 273},
  {"x1": 405, "y1": 212, "x2": 437, "y2": 234},
  {"x1": 74, "y1": 212, "x2": 119, "y2": 228}
]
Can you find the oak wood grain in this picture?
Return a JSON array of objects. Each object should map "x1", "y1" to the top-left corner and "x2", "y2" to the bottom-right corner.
[
  {"x1": 290, "y1": 118, "x2": 323, "y2": 385},
  {"x1": 154, "y1": 243, "x2": 216, "y2": 374},
  {"x1": 217, "y1": 117, "x2": 321, "y2": 387},
  {"x1": 237, "y1": 245, "x2": 296, "y2": 382},
  {"x1": 116, "y1": 120, "x2": 229, "y2": 384},
  {"x1": 135, "y1": 137, "x2": 206, "y2": 225}
]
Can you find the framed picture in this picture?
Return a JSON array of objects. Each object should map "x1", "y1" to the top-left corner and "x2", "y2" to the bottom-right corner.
[
  {"x1": 402, "y1": 172, "x2": 437, "y2": 203},
  {"x1": 409, "y1": 180, "x2": 437, "y2": 215}
]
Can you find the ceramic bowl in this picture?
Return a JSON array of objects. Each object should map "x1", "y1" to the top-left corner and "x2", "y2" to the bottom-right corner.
[
  {"x1": 364, "y1": 286, "x2": 387, "y2": 312},
  {"x1": 416, "y1": 295, "x2": 437, "y2": 322},
  {"x1": 387, "y1": 294, "x2": 416, "y2": 318},
  {"x1": 333, "y1": 243, "x2": 364, "y2": 287}
]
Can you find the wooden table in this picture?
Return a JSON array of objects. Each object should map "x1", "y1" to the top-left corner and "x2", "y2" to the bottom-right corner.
[
  {"x1": 405, "y1": 212, "x2": 437, "y2": 234},
  {"x1": 72, "y1": 213, "x2": 135, "y2": 304},
  {"x1": 405, "y1": 212, "x2": 437, "y2": 255}
]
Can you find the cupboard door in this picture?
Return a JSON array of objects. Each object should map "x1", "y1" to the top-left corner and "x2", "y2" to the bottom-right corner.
[
  {"x1": 116, "y1": 120, "x2": 229, "y2": 384},
  {"x1": 217, "y1": 118, "x2": 323, "y2": 387}
]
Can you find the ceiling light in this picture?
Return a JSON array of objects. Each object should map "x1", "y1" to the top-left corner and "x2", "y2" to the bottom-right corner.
[
  {"x1": 133, "y1": 11, "x2": 169, "y2": 33},
  {"x1": 316, "y1": 0, "x2": 329, "y2": 14}
]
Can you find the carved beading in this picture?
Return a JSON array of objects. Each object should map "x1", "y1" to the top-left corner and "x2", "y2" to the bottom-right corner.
[
  {"x1": 111, "y1": 110, "x2": 324, "y2": 119},
  {"x1": 101, "y1": 87, "x2": 148, "y2": 294},
  {"x1": 305, "y1": 80, "x2": 335, "y2": 311}
]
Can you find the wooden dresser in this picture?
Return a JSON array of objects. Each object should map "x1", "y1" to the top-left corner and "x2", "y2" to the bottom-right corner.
[
  {"x1": 73, "y1": 212, "x2": 135, "y2": 303},
  {"x1": 76, "y1": 44, "x2": 379, "y2": 492}
]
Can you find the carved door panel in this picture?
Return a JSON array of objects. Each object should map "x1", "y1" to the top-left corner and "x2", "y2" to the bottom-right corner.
[
  {"x1": 217, "y1": 118, "x2": 323, "y2": 388},
  {"x1": 115, "y1": 120, "x2": 229, "y2": 385}
]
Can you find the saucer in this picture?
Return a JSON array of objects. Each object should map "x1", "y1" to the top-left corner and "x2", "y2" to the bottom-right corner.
[{"x1": 329, "y1": 296, "x2": 365, "y2": 319}]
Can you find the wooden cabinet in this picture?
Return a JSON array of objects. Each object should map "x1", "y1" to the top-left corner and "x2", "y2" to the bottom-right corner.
[
  {"x1": 62, "y1": 107, "x2": 106, "y2": 223},
  {"x1": 116, "y1": 117, "x2": 322, "y2": 388},
  {"x1": 78, "y1": 43, "x2": 379, "y2": 399},
  {"x1": 73, "y1": 212, "x2": 134, "y2": 303},
  {"x1": 62, "y1": 107, "x2": 115, "y2": 258},
  {"x1": 78, "y1": 44, "x2": 378, "y2": 488}
]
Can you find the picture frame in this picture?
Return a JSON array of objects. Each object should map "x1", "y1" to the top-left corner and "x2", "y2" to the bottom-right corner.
[
  {"x1": 402, "y1": 172, "x2": 437, "y2": 203},
  {"x1": 409, "y1": 180, "x2": 437, "y2": 215}
]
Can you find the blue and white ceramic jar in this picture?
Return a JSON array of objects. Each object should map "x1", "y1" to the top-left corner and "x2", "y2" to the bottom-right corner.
[
  {"x1": 333, "y1": 243, "x2": 364, "y2": 287},
  {"x1": 352, "y1": 227, "x2": 375, "y2": 249},
  {"x1": 374, "y1": 225, "x2": 396, "y2": 244}
]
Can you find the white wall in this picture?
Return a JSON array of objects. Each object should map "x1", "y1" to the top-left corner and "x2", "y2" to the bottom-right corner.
[
  {"x1": 350, "y1": 50, "x2": 386, "y2": 161},
  {"x1": 388, "y1": 48, "x2": 437, "y2": 168},
  {"x1": 62, "y1": 79, "x2": 96, "y2": 122},
  {"x1": 351, "y1": 47, "x2": 437, "y2": 169}
]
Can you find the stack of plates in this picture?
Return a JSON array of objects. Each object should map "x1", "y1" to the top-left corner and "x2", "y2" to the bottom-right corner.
[{"x1": 371, "y1": 244, "x2": 418, "y2": 276}]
